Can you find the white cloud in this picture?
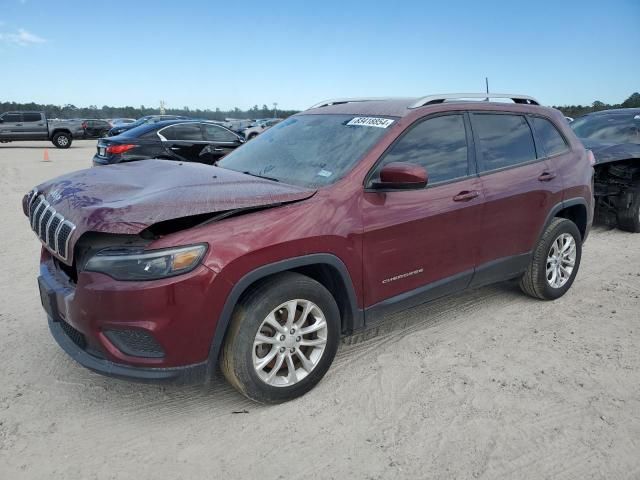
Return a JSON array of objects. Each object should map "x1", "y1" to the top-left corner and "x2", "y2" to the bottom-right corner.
[{"x1": 0, "y1": 28, "x2": 46, "y2": 46}]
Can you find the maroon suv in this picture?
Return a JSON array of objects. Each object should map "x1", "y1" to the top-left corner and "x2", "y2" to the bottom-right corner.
[{"x1": 25, "y1": 93, "x2": 594, "y2": 403}]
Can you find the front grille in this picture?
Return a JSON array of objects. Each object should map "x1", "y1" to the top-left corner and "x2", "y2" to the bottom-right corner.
[
  {"x1": 27, "y1": 191, "x2": 76, "y2": 261},
  {"x1": 59, "y1": 319, "x2": 87, "y2": 350},
  {"x1": 104, "y1": 329, "x2": 165, "y2": 358}
]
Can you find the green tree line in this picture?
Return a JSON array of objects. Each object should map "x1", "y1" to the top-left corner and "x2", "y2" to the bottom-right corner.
[
  {"x1": 554, "y1": 92, "x2": 640, "y2": 118},
  {"x1": 0, "y1": 102, "x2": 299, "y2": 120},
  {"x1": 1, "y1": 93, "x2": 638, "y2": 120}
]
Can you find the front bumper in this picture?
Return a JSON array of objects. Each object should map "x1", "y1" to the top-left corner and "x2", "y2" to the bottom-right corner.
[
  {"x1": 48, "y1": 316, "x2": 207, "y2": 384},
  {"x1": 38, "y1": 252, "x2": 220, "y2": 383}
]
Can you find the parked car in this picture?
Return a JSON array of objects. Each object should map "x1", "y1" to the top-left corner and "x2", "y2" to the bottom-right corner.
[
  {"x1": 25, "y1": 93, "x2": 593, "y2": 403},
  {"x1": 80, "y1": 119, "x2": 112, "y2": 139},
  {"x1": 107, "y1": 115, "x2": 189, "y2": 137},
  {"x1": 242, "y1": 118, "x2": 282, "y2": 140},
  {"x1": 0, "y1": 111, "x2": 81, "y2": 148},
  {"x1": 571, "y1": 108, "x2": 640, "y2": 232},
  {"x1": 93, "y1": 120, "x2": 244, "y2": 166},
  {"x1": 222, "y1": 118, "x2": 255, "y2": 133},
  {"x1": 109, "y1": 118, "x2": 136, "y2": 127}
]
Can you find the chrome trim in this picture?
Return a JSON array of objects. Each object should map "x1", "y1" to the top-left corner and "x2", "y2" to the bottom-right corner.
[
  {"x1": 27, "y1": 194, "x2": 77, "y2": 261},
  {"x1": 44, "y1": 207, "x2": 57, "y2": 245},
  {"x1": 409, "y1": 93, "x2": 540, "y2": 109},
  {"x1": 308, "y1": 97, "x2": 398, "y2": 110},
  {"x1": 31, "y1": 199, "x2": 46, "y2": 230},
  {"x1": 58, "y1": 220, "x2": 76, "y2": 261}
]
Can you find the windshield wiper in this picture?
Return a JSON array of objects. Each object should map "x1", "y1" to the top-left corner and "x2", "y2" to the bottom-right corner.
[{"x1": 242, "y1": 171, "x2": 280, "y2": 182}]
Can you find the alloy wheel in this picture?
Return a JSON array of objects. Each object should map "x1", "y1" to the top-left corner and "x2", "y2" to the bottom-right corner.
[
  {"x1": 546, "y1": 233, "x2": 577, "y2": 288},
  {"x1": 252, "y1": 299, "x2": 328, "y2": 387}
]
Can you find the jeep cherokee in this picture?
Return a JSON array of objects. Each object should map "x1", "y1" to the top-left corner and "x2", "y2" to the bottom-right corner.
[{"x1": 25, "y1": 93, "x2": 594, "y2": 403}]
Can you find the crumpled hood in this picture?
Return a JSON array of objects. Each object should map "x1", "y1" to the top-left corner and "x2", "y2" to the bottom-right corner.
[
  {"x1": 582, "y1": 139, "x2": 640, "y2": 165},
  {"x1": 30, "y1": 160, "x2": 315, "y2": 262}
]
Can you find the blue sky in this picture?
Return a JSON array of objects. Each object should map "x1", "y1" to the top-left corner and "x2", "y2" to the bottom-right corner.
[{"x1": 0, "y1": 0, "x2": 638, "y2": 110}]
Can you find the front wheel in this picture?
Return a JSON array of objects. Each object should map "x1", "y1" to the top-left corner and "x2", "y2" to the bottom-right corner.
[
  {"x1": 520, "y1": 217, "x2": 582, "y2": 300},
  {"x1": 617, "y1": 188, "x2": 640, "y2": 233},
  {"x1": 52, "y1": 132, "x2": 72, "y2": 149},
  {"x1": 221, "y1": 272, "x2": 340, "y2": 404}
]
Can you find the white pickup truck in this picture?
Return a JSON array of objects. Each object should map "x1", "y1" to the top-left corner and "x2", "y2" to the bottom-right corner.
[{"x1": 0, "y1": 111, "x2": 83, "y2": 148}]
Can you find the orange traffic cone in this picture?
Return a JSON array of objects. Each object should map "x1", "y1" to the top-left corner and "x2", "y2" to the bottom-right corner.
[{"x1": 43, "y1": 149, "x2": 50, "y2": 162}]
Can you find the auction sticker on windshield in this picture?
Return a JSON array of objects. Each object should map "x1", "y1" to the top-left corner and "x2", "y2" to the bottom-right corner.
[{"x1": 346, "y1": 117, "x2": 395, "y2": 128}]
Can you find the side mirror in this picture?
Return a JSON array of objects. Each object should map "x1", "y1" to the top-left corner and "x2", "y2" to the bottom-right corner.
[{"x1": 371, "y1": 162, "x2": 428, "y2": 190}]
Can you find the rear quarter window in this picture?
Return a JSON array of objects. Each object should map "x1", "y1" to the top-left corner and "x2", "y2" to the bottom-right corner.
[
  {"x1": 472, "y1": 113, "x2": 537, "y2": 172},
  {"x1": 531, "y1": 117, "x2": 569, "y2": 157}
]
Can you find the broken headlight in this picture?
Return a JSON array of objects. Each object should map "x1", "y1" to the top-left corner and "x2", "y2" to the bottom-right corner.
[{"x1": 84, "y1": 244, "x2": 207, "y2": 281}]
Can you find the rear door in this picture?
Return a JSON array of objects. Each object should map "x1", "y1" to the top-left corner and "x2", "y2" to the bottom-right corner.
[
  {"x1": 470, "y1": 112, "x2": 561, "y2": 286},
  {"x1": 201, "y1": 123, "x2": 243, "y2": 163},
  {"x1": 0, "y1": 113, "x2": 24, "y2": 140},
  {"x1": 362, "y1": 113, "x2": 483, "y2": 317},
  {"x1": 22, "y1": 113, "x2": 48, "y2": 139},
  {"x1": 157, "y1": 123, "x2": 207, "y2": 162}
]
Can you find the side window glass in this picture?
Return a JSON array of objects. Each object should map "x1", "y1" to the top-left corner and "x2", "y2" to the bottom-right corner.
[
  {"x1": 159, "y1": 124, "x2": 203, "y2": 141},
  {"x1": 375, "y1": 114, "x2": 469, "y2": 184},
  {"x1": 23, "y1": 113, "x2": 42, "y2": 122},
  {"x1": 203, "y1": 124, "x2": 237, "y2": 142},
  {"x1": 532, "y1": 117, "x2": 569, "y2": 157},
  {"x1": 473, "y1": 114, "x2": 537, "y2": 171},
  {"x1": 3, "y1": 114, "x2": 22, "y2": 123}
]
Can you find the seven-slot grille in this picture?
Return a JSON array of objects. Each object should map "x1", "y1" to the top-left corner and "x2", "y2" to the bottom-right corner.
[{"x1": 28, "y1": 191, "x2": 76, "y2": 261}]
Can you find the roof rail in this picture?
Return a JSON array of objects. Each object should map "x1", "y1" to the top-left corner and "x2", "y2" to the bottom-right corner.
[
  {"x1": 409, "y1": 93, "x2": 540, "y2": 109},
  {"x1": 308, "y1": 97, "x2": 395, "y2": 110}
]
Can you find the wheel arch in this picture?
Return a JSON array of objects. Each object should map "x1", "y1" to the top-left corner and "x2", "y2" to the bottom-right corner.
[
  {"x1": 51, "y1": 128, "x2": 73, "y2": 137},
  {"x1": 539, "y1": 198, "x2": 589, "y2": 242},
  {"x1": 205, "y1": 254, "x2": 362, "y2": 379}
]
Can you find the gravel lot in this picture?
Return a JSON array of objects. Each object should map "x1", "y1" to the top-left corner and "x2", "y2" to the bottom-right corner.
[{"x1": 1, "y1": 141, "x2": 639, "y2": 479}]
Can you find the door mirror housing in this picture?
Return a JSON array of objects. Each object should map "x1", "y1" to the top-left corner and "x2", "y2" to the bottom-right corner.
[{"x1": 371, "y1": 162, "x2": 428, "y2": 190}]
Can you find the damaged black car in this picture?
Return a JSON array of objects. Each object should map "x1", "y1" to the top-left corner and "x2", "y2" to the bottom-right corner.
[{"x1": 572, "y1": 108, "x2": 640, "y2": 232}]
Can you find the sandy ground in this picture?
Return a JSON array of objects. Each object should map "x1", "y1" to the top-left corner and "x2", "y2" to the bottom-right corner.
[{"x1": 0, "y1": 140, "x2": 639, "y2": 479}]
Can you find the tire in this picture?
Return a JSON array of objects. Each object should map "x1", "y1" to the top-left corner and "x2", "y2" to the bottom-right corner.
[
  {"x1": 221, "y1": 272, "x2": 340, "y2": 404},
  {"x1": 616, "y1": 188, "x2": 640, "y2": 233},
  {"x1": 52, "y1": 132, "x2": 72, "y2": 149},
  {"x1": 520, "y1": 217, "x2": 582, "y2": 300}
]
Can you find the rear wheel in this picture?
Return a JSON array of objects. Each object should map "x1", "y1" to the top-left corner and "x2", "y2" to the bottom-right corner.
[
  {"x1": 221, "y1": 272, "x2": 340, "y2": 404},
  {"x1": 520, "y1": 217, "x2": 582, "y2": 300},
  {"x1": 52, "y1": 132, "x2": 72, "y2": 149},
  {"x1": 616, "y1": 188, "x2": 640, "y2": 233}
]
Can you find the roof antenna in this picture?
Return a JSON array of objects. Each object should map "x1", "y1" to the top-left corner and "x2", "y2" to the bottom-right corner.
[{"x1": 485, "y1": 77, "x2": 489, "y2": 101}]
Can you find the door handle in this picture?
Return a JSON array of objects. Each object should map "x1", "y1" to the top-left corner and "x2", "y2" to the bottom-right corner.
[
  {"x1": 213, "y1": 147, "x2": 223, "y2": 152},
  {"x1": 170, "y1": 147, "x2": 181, "y2": 150},
  {"x1": 538, "y1": 172, "x2": 556, "y2": 182},
  {"x1": 453, "y1": 190, "x2": 480, "y2": 202}
]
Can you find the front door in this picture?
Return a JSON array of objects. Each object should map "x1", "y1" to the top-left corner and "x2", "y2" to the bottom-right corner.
[{"x1": 361, "y1": 113, "x2": 483, "y2": 320}]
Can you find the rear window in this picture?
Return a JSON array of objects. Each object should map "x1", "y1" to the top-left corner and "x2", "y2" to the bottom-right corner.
[
  {"x1": 472, "y1": 114, "x2": 537, "y2": 172},
  {"x1": 23, "y1": 113, "x2": 42, "y2": 122},
  {"x1": 531, "y1": 117, "x2": 569, "y2": 157}
]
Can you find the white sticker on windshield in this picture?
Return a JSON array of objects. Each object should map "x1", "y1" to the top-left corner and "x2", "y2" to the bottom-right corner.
[
  {"x1": 346, "y1": 117, "x2": 395, "y2": 128},
  {"x1": 317, "y1": 169, "x2": 333, "y2": 178}
]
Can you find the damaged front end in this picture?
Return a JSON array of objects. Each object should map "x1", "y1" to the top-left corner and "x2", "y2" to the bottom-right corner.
[
  {"x1": 24, "y1": 160, "x2": 316, "y2": 268},
  {"x1": 588, "y1": 143, "x2": 640, "y2": 231}
]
